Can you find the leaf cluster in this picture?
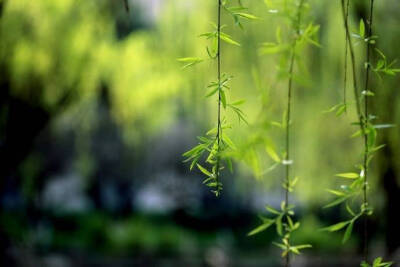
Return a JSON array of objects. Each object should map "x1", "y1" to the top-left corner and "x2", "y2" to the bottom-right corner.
[
  {"x1": 361, "y1": 257, "x2": 393, "y2": 267},
  {"x1": 248, "y1": 201, "x2": 311, "y2": 257},
  {"x1": 183, "y1": 123, "x2": 237, "y2": 196},
  {"x1": 180, "y1": 0, "x2": 255, "y2": 196}
]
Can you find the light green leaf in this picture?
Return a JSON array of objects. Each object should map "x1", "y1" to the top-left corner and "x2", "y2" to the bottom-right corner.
[
  {"x1": 293, "y1": 244, "x2": 312, "y2": 250},
  {"x1": 276, "y1": 215, "x2": 283, "y2": 236},
  {"x1": 220, "y1": 90, "x2": 227, "y2": 109},
  {"x1": 335, "y1": 173, "x2": 359, "y2": 179},
  {"x1": 326, "y1": 189, "x2": 345, "y2": 196},
  {"x1": 230, "y1": 99, "x2": 246, "y2": 106},
  {"x1": 360, "y1": 19, "x2": 365, "y2": 38},
  {"x1": 220, "y1": 34, "x2": 241, "y2": 46},
  {"x1": 177, "y1": 57, "x2": 203, "y2": 69},
  {"x1": 222, "y1": 133, "x2": 237, "y2": 150},
  {"x1": 247, "y1": 220, "x2": 274, "y2": 236},
  {"x1": 342, "y1": 221, "x2": 354, "y2": 243},
  {"x1": 234, "y1": 12, "x2": 259, "y2": 20},
  {"x1": 323, "y1": 196, "x2": 349, "y2": 208},
  {"x1": 321, "y1": 221, "x2": 350, "y2": 232},
  {"x1": 373, "y1": 124, "x2": 395, "y2": 129},
  {"x1": 368, "y1": 127, "x2": 377, "y2": 149},
  {"x1": 196, "y1": 164, "x2": 212, "y2": 177},
  {"x1": 265, "y1": 205, "x2": 280, "y2": 215},
  {"x1": 265, "y1": 145, "x2": 281, "y2": 163},
  {"x1": 336, "y1": 104, "x2": 347, "y2": 117}
]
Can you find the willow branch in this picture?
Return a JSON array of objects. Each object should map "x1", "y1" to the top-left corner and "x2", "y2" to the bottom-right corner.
[
  {"x1": 340, "y1": 0, "x2": 364, "y2": 128},
  {"x1": 342, "y1": 0, "x2": 350, "y2": 108},
  {"x1": 362, "y1": 0, "x2": 375, "y2": 261},
  {"x1": 216, "y1": 0, "x2": 222, "y2": 188},
  {"x1": 284, "y1": 1, "x2": 305, "y2": 266}
]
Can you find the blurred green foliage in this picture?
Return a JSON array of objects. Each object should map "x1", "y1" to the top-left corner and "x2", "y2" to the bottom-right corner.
[{"x1": 1, "y1": 0, "x2": 400, "y2": 261}]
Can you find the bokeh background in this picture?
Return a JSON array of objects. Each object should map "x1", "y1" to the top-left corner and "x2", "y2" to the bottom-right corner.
[{"x1": 1, "y1": 0, "x2": 400, "y2": 266}]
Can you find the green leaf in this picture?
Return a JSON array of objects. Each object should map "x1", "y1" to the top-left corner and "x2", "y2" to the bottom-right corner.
[
  {"x1": 368, "y1": 127, "x2": 377, "y2": 149},
  {"x1": 177, "y1": 57, "x2": 203, "y2": 69},
  {"x1": 247, "y1": 220, "x2": 274, "y2": 236},
  {"x1": 373, "y1": 124, "x2": 395, "y2": 129},
  {"x1": 206, "y1": 84, "x2": 219, "y2": 97},
  {"x1": 360, "y1": 19, "x2": 365, "y2": 38},
  {"x1": 294, "y1": 244, "x2": 312, "y2": 250},
  {"x1": 351, "y1": 129, "x2": 363, "y2": 138},
  {"x1": 369, "y1": 144, "x2": 385, "y2": 153},
  {"x1": 226, "y1": 6, "x2": 248, "y2": 12},
  {"x1": 182, "y1": 145, "x2": 202, "y2": 158},
  {"x1": 265, "y1": 145, "x2": 281, "y2": 163},
  {"x1": 265, "y1": 205, "x2": 280, "y2": 215},
  {"x1": 177, "y1": 57, "x2": 203, "y2": 63},
  {"x1": 336, "y1": 104, "x2": 347, "y2": 117},
  {"x1": 321, "y1": 221, "x2": 350, "y2": 232},
  {"x1": 326, "y1": 189, "x2": 345, "y2": 196},
  {"x1": 323, "y1": 103, "x2": 341, "y2": 114},
  {"x1": 276, "y1": 215, "x2": 283, "y2": 236},
  {"x1": 335, "y1": 173, "x2": 359, "y2": 179},
  {"x1": 342, "y1": 221, "x2": 353, "y2": 243},
  {"x1": 290, "y1": 247, "x2": 300, "y2": 255},
  {"x1": 323, "y1": 196, "x2": 349, "y2": 208},
  {"x1": 202, "y1": 177, "x2": 214, "y2": 184},
  {"x1": 346, "y1": 203, "x2": 356, "y2": 216},
  {"x1": 371, "y1": 257, "x2": 393, "y2": 267},
  {"x1": 226, "y1": 157, "x2": 233, "y2": 173},
  {"x1": 259, "y1": 42, "x2": 290, "y2": 54},
  {"x1": 373, "y1": 258, "x2": 382, "y2": 267},
  {"x1": 222, "y1": 133, "x2": 237, "y2": 150},
  {"x1": 220, "y1": 90, "x2": 227, "y2": 109},
  {"x1": 196, "y1": 164, "x2": 212, "y2": 177},
  {"x1": 230, "y1": 99, "x2": 246, "y2": 106},
  {"x1": 220, "y1": 33, "x2": 241, "y2": 46},
  {"x1": 234, "y1": 12, "x2": 259, "y2": 20},
  {"x1": 272, "y1": 242, "x2": 287, "y2": 250}
]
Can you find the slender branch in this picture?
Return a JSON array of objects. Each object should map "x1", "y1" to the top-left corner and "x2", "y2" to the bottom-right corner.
[
  {"x1": 342, "y1": 0, "x2": 350, "y2": 108},
  {"x1": 284, "y1": 1, "x2": 304, "y2": 266},
  {"x1": 341, "y1": 0, "x2": 374, "y2": 261},
  {"x1": 216, "y1": 0, "x2": 222, "y2": 189},
  {"x1": 362, "y1": 0, "x2": 375, "y2": 261},
  {"x1": 340, "y1": 0, "x2": 363, "y2": 127}
]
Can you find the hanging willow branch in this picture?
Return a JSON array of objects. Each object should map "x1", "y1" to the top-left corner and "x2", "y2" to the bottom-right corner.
[
  {"x1": 248, "y1": 1, "x2": 320, "y2": 265},
  {"x1": 321, "y1": 0, "x2": 368, "y2": 247},
  {"x1": 181, "y1": 0, "x2": 256, "y2": 196},
  {"x1": 283, "y1": 1, "x2": 305, "y2": 266},
  {"x1": 215, "y1": 0, "x2": 223, "y2": 194},
  {"x1": 342, "y1": 0, "x2": 362, "y2": 122},
  {"x1": 362, "y1": 0, "x2": 375, "y2": 261},
  {"x1": 342, "y1": 0, "x2": 350, "y2": 110},
  {"x1": 323, "y1": 1, "x2": 397, "y2": 266}
]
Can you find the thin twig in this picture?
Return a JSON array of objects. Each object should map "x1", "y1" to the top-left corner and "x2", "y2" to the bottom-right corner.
[
  {"x1": 340, "y1": 0, "x2": 363, "y2": 127},
  {"x1": 343, "y1": 0, "x2": 350, "y2": 108},
  {"x1": 284, "y1": 1, "x2": 304, "y2": 266},
  {"x1": 362, "y1": 0, "x2": 375, "y2": 262},
  {"x1": 215, "y1": 0, "x2": 222, "y2": 190}
]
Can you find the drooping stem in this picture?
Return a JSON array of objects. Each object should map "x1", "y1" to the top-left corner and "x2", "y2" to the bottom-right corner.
[
  {"x1": 342, "y1": 0, "x2": 350, "y2": 107},
  {"x1": 362, "y1": 0, "x2": 375, "y2": 261},
  {"x1": 340, "y1": 0, "x2": 363, "y2": 126},
  {"x1": 341, "y1": 0, "x2": 373, "y2": 261},
  {"x1": 215, "y1": 0, "x2": 222, "y2": 189},
  {"x1": 284, "y1": 1, "x2": 304, "y2": 266}
]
